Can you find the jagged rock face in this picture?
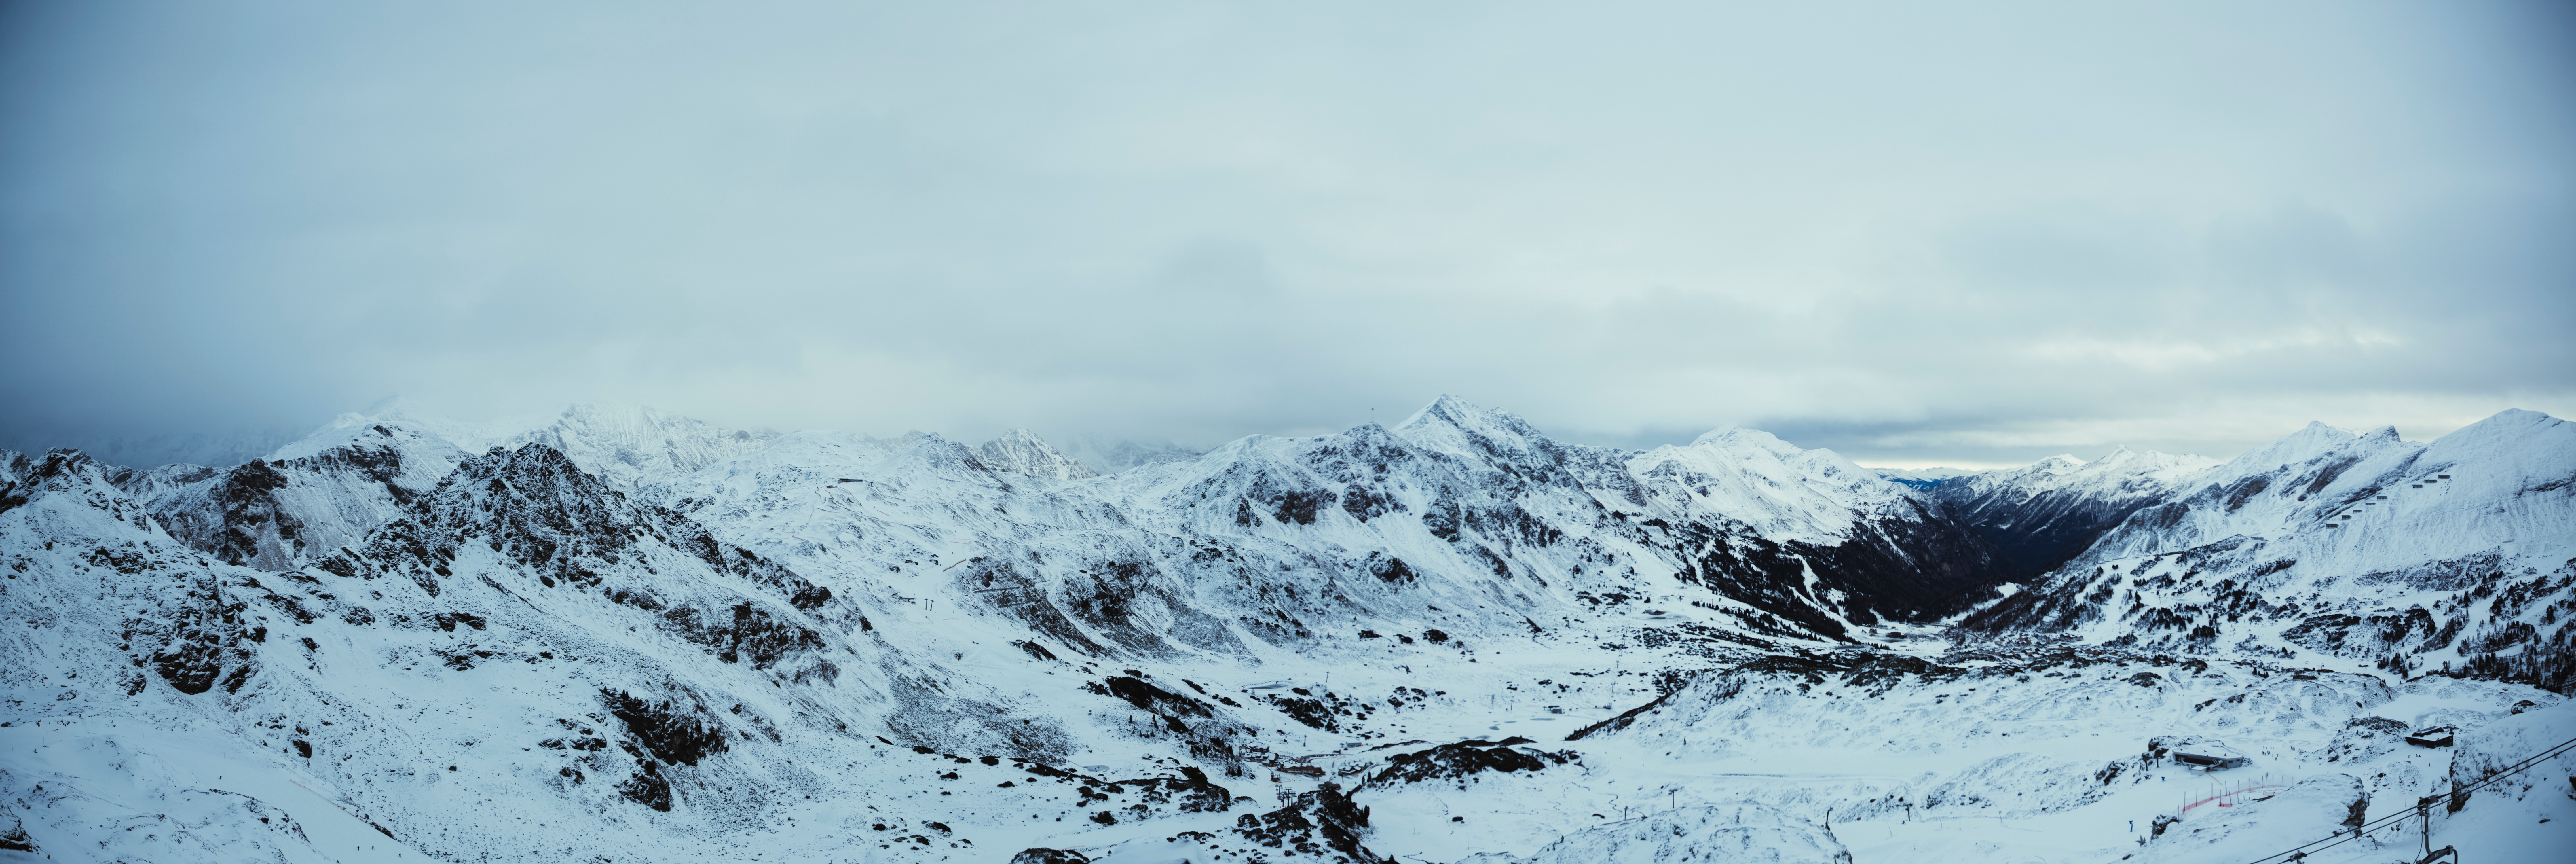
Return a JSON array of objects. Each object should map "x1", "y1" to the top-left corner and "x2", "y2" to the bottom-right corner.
[
  {"x1": 110, "y1": 395, "x2": 2002, "y2": 658},
  {"x1": 660, "y1": 398, "x2": 2006, "y2": 672},
  {"x1": 115, "y1": 422, "x2": 467, "y2": 570},
  {"x1": 1926, "y1": 448, "x2": 2219, "y2": 582},
  {"x1": 1360, "y1": 737, "x2": 1575, "y2": 789},
  {"x1": 2, "y1": 438, "x2": 1096, "y2": 860},
  {"x1": 1, "y1": 450, "x2": 272, "y2": 699},
  {"x1": 1230, "y1": 787, "x2": 1379, "y2": 861},
  {"x1": 0, "y1": 450, "x2": 41, "y2": 512},
  {"x1": 978, "y1": 429, "x2": 1100, "y2": 480},
  {"x1": 1962, "y1": 410, "x2": 2576, "y2": 693},
  {"x1": 314, "y1": 443, "x2": 853, "y2": 680}
]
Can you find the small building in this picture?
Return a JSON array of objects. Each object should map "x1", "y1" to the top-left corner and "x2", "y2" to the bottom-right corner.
[
  {"x1": 2406, "y1": 726, "x2": 2456, "y2": 748},
  {"x1": 2172, "y1": 743, "x2": 2252, "y2": 770}
]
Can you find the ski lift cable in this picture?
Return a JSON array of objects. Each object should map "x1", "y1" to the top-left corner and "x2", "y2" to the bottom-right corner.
[
  {"x1": 2236, "y1": 735, "x2": 2573, "y2": 864},
  {"x1": 2237, "y1": 733, "x2": 2576, "y2": 864}
]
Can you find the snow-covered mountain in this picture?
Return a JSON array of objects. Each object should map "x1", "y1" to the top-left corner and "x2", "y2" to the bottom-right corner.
[
  {"x1": 1928, "y1": 447, "x2": 2220, "y2": 581},
  {"x1": 114, "y1": 422, "x2": 470, "y2": 570},
  {"x1": 652, "y1": 395, "x2": 2005, "y2": 658},
  {"x1": 271, "y1": 401, "x2": 781, "y2": 486},
  {"x1": 96, "y1": 403, "x2": 790, "y2": 573},
  {"x1": 501, "y1": 403, "x2": 783, "y2": 486},
  {"x1": 1963, "y1": 410, "x2": 2576, "y2": 692},
  {"x1": 1056, "y1": 435, "x2": 1207, "y2": 476},
  {"x1": 2, "y1": 399, "x2": 2568, "y2": 864},
  {"x1": 978, "y1": 429, "x2": 1101, "y2": 480},
  {"x1": 1867, "y1": 466, "x2": 1977, "y2": 490}
]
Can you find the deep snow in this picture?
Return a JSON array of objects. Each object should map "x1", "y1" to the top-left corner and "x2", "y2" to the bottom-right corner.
[{"x1": 2, "y1": 398, "x2": 2568, "y2": 864}]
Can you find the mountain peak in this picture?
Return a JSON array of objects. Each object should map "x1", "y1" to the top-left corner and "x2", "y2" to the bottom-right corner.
[
  {"x1": 975, "y1": 429, "x2": 1097, "y2": 481},
  {"x1": 2033, "y1": 454, "x2": 2087, "y2": 471},
  {"x1": 1395, "y1": 394, "x2": 1511, "y2": 432},
  {"x1": 1392, "y1": 395, "x2": 1553, "y2": 462}
]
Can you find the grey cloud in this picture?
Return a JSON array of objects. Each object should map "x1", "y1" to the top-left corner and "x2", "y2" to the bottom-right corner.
[{"x1": 2, "y1": 0, "x2": 2569, "y2": 467}]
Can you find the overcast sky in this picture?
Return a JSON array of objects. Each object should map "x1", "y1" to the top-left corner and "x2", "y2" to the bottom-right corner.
[{"x1": 3, "y1": 1, "x2": 2570, "y2": 468}]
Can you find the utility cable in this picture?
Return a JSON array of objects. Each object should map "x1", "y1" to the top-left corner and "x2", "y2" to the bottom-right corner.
[{"x1": 2237, "y1": 733, "x2": 2576, "y2": 864}]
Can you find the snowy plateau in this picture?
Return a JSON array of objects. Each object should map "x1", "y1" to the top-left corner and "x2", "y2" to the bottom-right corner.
[{"x1": 2, "y1": 397, "x2": 2571, "y2": 864}]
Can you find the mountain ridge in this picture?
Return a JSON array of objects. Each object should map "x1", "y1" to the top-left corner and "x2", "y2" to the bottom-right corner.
[{"x1": 3, "y1": 399, "x2": 2568, "y2": 864}]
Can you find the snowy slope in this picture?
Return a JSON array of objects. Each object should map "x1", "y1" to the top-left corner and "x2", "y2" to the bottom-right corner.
[
  {"x1": 5, "y1": 399, "x2": 2569, "y2": 864},
  {"x1": 1930, "y1": 447, "x2": 2220, "y2": 581},
  {"x1": 1964, "y1": 410, "x2": 2576, "y2": 692},
  {"x1": 0, "y1": 446, "x2": 1246, "y2": 864},
  {"x1": 1520, "y1": 647, "x2": 2565, "y2": 864}
]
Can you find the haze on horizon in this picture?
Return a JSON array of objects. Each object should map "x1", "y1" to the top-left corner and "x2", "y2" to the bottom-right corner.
[{"x1": 3, "y1": 1, "x2": 2570, "y2": 469}]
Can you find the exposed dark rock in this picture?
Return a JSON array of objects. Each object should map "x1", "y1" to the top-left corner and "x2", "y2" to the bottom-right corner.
[
  {"x1": 618, "y1": 766, "x2": 674, "y2": 811},
  {"x1": 789, "y1": 583, "x2": 833, "y2": 610},
  {"x1": 1565, "y1": 689, "x2": 1679, "y2": 741},
  {"x1": 1932, "y1": 479, "x2": 2180, "y2": 582},
  {"x1": 0, "y1": 812, "x2": 33, "y2": 852},
  {"x1": 323, "y1": 444, "x2": 829, "y2": 615},
  {"x1": 1265, "y1": 695, "x2": 1337, "y2": 732},
  {"x1": 1102, "y1": 675, "x2": 1214, "y2": 718},
  {"x1": 1013, "y1": 639, "x2": 1058, "y2": 662},
  {"x1": 664, "y1": 602, "x2": 825, "y2": 668},
  {"x1": 137, "y1": 572, "x2": 261, "y2": 696},
  {"x1": 602, "y1": 689, "x2": 729, "y2": 766},
  {"x1": 1125, "y1": 766, "x2": 1235, "y2": 813},
  {"x1": 1368, "y1": 555, "x2": 1415, "y2": 584},
  {"x1": 1232, "y1": 787, "x2": 1379, "y2": 863},
  {"x1": 1361, "y1": 738, "x2": 1575, "y2": 788}
]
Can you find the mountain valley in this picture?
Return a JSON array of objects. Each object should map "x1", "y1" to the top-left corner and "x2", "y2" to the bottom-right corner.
[{"x1": 2, "y1": 398, "x2": 2569, "y2": 864}]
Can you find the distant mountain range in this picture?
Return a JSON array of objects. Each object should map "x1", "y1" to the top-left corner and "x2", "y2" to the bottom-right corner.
[{"x1": 3, "y1": 397, "x2": 2566, "y2": 863}]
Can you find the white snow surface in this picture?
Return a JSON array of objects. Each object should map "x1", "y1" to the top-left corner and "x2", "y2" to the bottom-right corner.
[{"x1": 3, "y1": 399, "x2": 2570, "y2": 864}]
